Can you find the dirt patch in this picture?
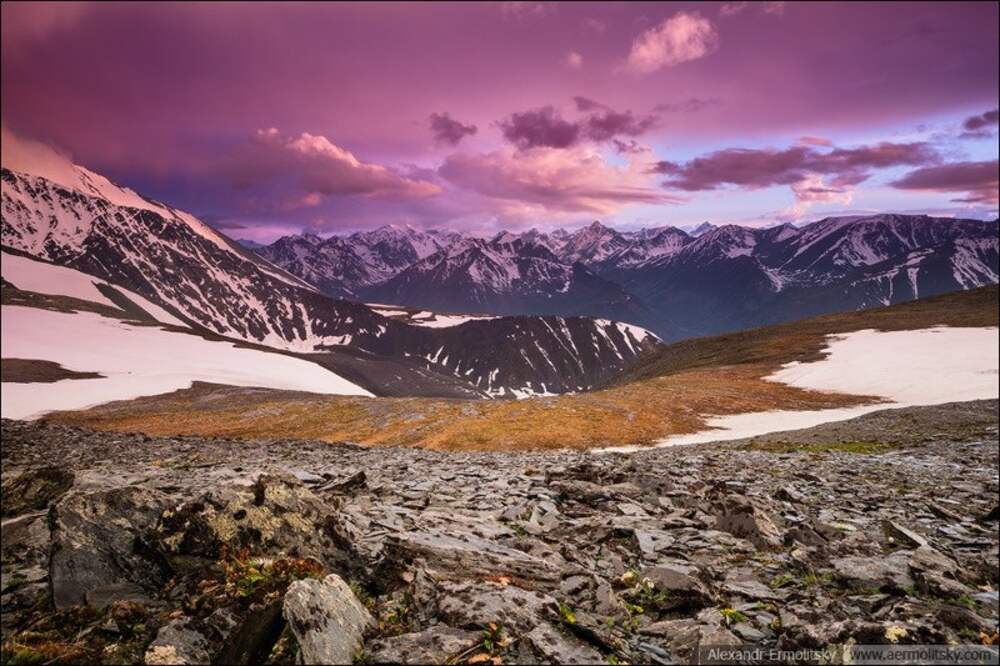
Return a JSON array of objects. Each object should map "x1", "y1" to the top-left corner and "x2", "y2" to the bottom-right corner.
[{"x1": 1, "y1": 358, "x2": 104, "y2": 383}]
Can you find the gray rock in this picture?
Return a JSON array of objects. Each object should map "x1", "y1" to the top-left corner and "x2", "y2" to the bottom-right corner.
[
  {"x1": 525, "y1": 623, "x2": 605, "y2": 664},
  {"x1": 713, "y1": 495, "x2": 783, "y2": 550},
  {"x1": 386, "y1": 531, "x2": 559, "y2": 582},
  {"x1": 283, "y1": 574, "x2": 373, "y2": 665},
  {"x1": 144, "y1": 618, "x2": 211, "y2": 665},
  {"x1": 831, "y1": 551, "x2": 914, "y2": 591},
  {"x1": 49, "y1": 485, "x2": 169, "y2": 608},
  {"x1": 641, "y1": 565, "x2": 712, "y2": 608},
  {"x1": 437, "y1": 580, "x2": 558, "y2": 632},
  {"x1": 157, "y1": 472, "x2": 356, "y2": 573},
  {"x1": 367, "y1": 626, "x2": 480, "y2": 664},
  {"x1": 1, "y1": 466, "x2": 74, "y2": 517},
  {"x1": 882, "y1": 520, "x2": 929, "y2": 549}
]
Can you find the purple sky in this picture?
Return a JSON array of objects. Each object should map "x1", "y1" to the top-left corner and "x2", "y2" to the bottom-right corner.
[{"x1": 2, "y1": 1, "x2": 998, "y2": 240}]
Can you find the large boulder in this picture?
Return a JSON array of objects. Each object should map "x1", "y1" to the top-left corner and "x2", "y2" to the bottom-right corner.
[
  {"x1": 157, "y1": 472, "x2": 356, "y2": 572},
  {"x1": 49, "y1": 485, "x2": 170, "y2": 608},
  {"x1": 1, "y1": 466, "x2": 74, "y2": 517},
  {"x1": 283, "y1": 574, "x2": 372, "y2": 665}
]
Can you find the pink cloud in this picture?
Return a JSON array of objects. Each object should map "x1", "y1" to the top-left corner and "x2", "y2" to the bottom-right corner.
[
  {"x1": 439, "y1": 146, "x2": 677, "y2": 215},
  {"x1": 626, "y1": 12, "x2": 718, "y2": 73},
  {"x1": 227, "y1": 128, "x2": 440, "y2": 209},
  {"x1": 798, "y1": 135, "x2": 832, "y2": 147},
  {"x1": 565, "y1": 51, "x2": 583, "y2": 68}
]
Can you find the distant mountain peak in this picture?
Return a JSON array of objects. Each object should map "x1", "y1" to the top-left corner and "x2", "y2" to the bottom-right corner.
[{"x1": 688, "y1": 222, "x2": 717, "y2": 236}]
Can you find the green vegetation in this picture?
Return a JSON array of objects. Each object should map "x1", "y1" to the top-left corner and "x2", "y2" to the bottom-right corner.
[
  {"x1": 746, "y1": 439, "x2": 898, "y2": 454},
  {"x1": 719, "y1": 607, "x2": 749, "y2": 625}
]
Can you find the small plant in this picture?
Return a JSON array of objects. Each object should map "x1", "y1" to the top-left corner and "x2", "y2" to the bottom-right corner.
[
  {"x1": 558, "y1": 602, "x2": 576, "y2": 625},
  {"x1": 481, "y1": 623, "x2": 509, "y2": 655},
  {"x1": 719, "y1": 608, "x2": 749, "y2": 626},
  {"x1": 769, "y1": 573, "x2": 795, "y2": 589},
  {"x1": 222, "y1": 549, "x2": 324, "y2": 601}
]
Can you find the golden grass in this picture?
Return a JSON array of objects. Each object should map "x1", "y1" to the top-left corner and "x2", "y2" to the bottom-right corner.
[
  {"x1": 44, "y1": 286, "x2": 998, "y2": 452},
  {"x1": 47, "y1": 363, "x2": 875, "y2": 452}
]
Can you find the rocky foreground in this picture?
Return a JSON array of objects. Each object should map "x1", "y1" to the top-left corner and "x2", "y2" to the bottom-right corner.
[{"x1": 2, "y1": 401, "x2": 999, "y2": 665}]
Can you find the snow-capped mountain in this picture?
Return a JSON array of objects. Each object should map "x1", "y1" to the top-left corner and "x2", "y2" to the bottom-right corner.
[
  {"x1": 1, "y1": 165, "x2": 661, "y2": 399},
  {"x1": 616, "y1": 215, "x2": 998, "y2": 338},
  {"x1": 259, "y1": 214, "x2": 998, "y2": 341},
  {"x1": 256, "y1": 225, "x2": 453, "y2": 298},
  {"x1": 556, "y1": 220, "x2": 632, "y2": 265},
  {"x1": 362, "y1": 233, "x2": 654, "y2": 327}
]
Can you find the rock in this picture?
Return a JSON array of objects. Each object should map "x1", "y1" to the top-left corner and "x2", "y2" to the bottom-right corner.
[
  {"x1": 721, "y1": 572, "x2": 786, "y2": 601},
  {"x1": 385, "y1": 531, "x2": 560, "y2": 582},
  {"x1": 640, "y1": 618, "x2": 741, "y2": 663},
  {"x1": 437, "y1": 580, "x2": 558, "y2": 633},
  {"x1": 49, "y1": 486, "x2": 169, "y2": 608},
  {"x1": 713, "y1": 495, "x2": 782, "y2": 550},
  {"x1": 882, "y1": 520, "x2": 929, "y2": 549},
  {"x1": 214, "y1": 601, "x2": 285, "y2": 665},
  {"x1": 157, "y1": 472, "x2": 356, "y2": 572},
  {"x1": 144, "y1": 618, "x2": 211, "y2": 665},
  {"x1": 831, "y1": 552, "x2": 914, "y2": 591},
  {"x1": 367, "y1": 626, "x2": 480, "y2": 664},
  {"x1": 909, "y1": 545, "x2": 958, "y2": 576},
  {"x1": 634, "y1": 529, "x2": 676, "y2": 557},
  {"x1": 283, "y1": 574, "x2": 373, "y2": 665},
  {"x1": 641, "y1": 565, "x2": 712, "y2": 609},
  {"x1": 525, "y1": 623, "x2": 605, "y2": 664},
  {"x1": 1, "y1": 466, "x2": 74, "y2": 517},
  {"x1": 316, "y1": 470, "x2": 367, "y2": 494}
]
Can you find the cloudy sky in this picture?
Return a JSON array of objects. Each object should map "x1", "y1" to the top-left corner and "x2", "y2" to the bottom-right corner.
[{"x1": 2, "y1": 1, "x2": 997, "y2": 240}]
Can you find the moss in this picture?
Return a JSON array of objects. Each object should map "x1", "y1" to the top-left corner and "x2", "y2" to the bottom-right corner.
[{"x1": 747, "y1": 440, "x2": 898, "y2": 455}]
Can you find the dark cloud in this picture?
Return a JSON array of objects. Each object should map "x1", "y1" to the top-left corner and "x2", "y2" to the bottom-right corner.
[
  {"x1": 654, "y1": 98, "x2": 721, "y2": 113},
  {"x1": 890, "y1": 160, "x2": 999, "y2": 204},
  {"x1": 498, "y1": 106, "x2": 581, "y2": 149},
  {"x1": 960, "y1": 108, "x2": 999, "y2": 138},
  {"x1": 499, "y1": 102, "x2": 658, "y2": 150},
  {"x1": 573, "y1": 96, "x2": 608, "y2": 112},
  {"x1": 612, "y1": 139, "x2": 648, "y2": 155},
  {"x1": 584, "y1": 109, "x2": 658, "y2": 142},
  {"x1": 657, "y1": 142, "x2": 938, "y2": 191},
  {"x1": 429, "y1": 112, "x2": 478, "y2": 145}
]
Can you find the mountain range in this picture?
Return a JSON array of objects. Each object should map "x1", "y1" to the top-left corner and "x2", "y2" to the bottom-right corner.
[
  {"x1": 256, "y1": 215, "x2": 999, "y2": 340},
  {"x1": 1, "y1": 165, "x2": 659, "y2": 399}
]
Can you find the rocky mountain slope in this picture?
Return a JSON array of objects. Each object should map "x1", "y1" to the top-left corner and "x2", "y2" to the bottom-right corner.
[
  {"x1": 258, "y1": 216, "x2": 999, "y2": 341},
  {"x1": 2, "y1": 400, "x2": 997, "y2": 664},
  {"x1": 1, "y1": 167, "x2": 660, "y2": 400}
]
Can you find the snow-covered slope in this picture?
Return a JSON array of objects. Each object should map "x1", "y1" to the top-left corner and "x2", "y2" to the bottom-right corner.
[
  {"x1": 612, "y1": 326, "x2": 999, "y2": 450},
  {"x1": 1, "y1": 304, "x2": 372, "y2": 419},
  {"x1": 2, "y1": 251, "x2": 187, "y2": 327}
]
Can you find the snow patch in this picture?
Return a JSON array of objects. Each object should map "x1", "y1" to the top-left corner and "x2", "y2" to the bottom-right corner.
[
  {"x1": 601, "y1": 326, "x2": 999, "y2": 452},
  {"x1": 1, "y1": 305, "x2": 372, "y2": 420}
]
